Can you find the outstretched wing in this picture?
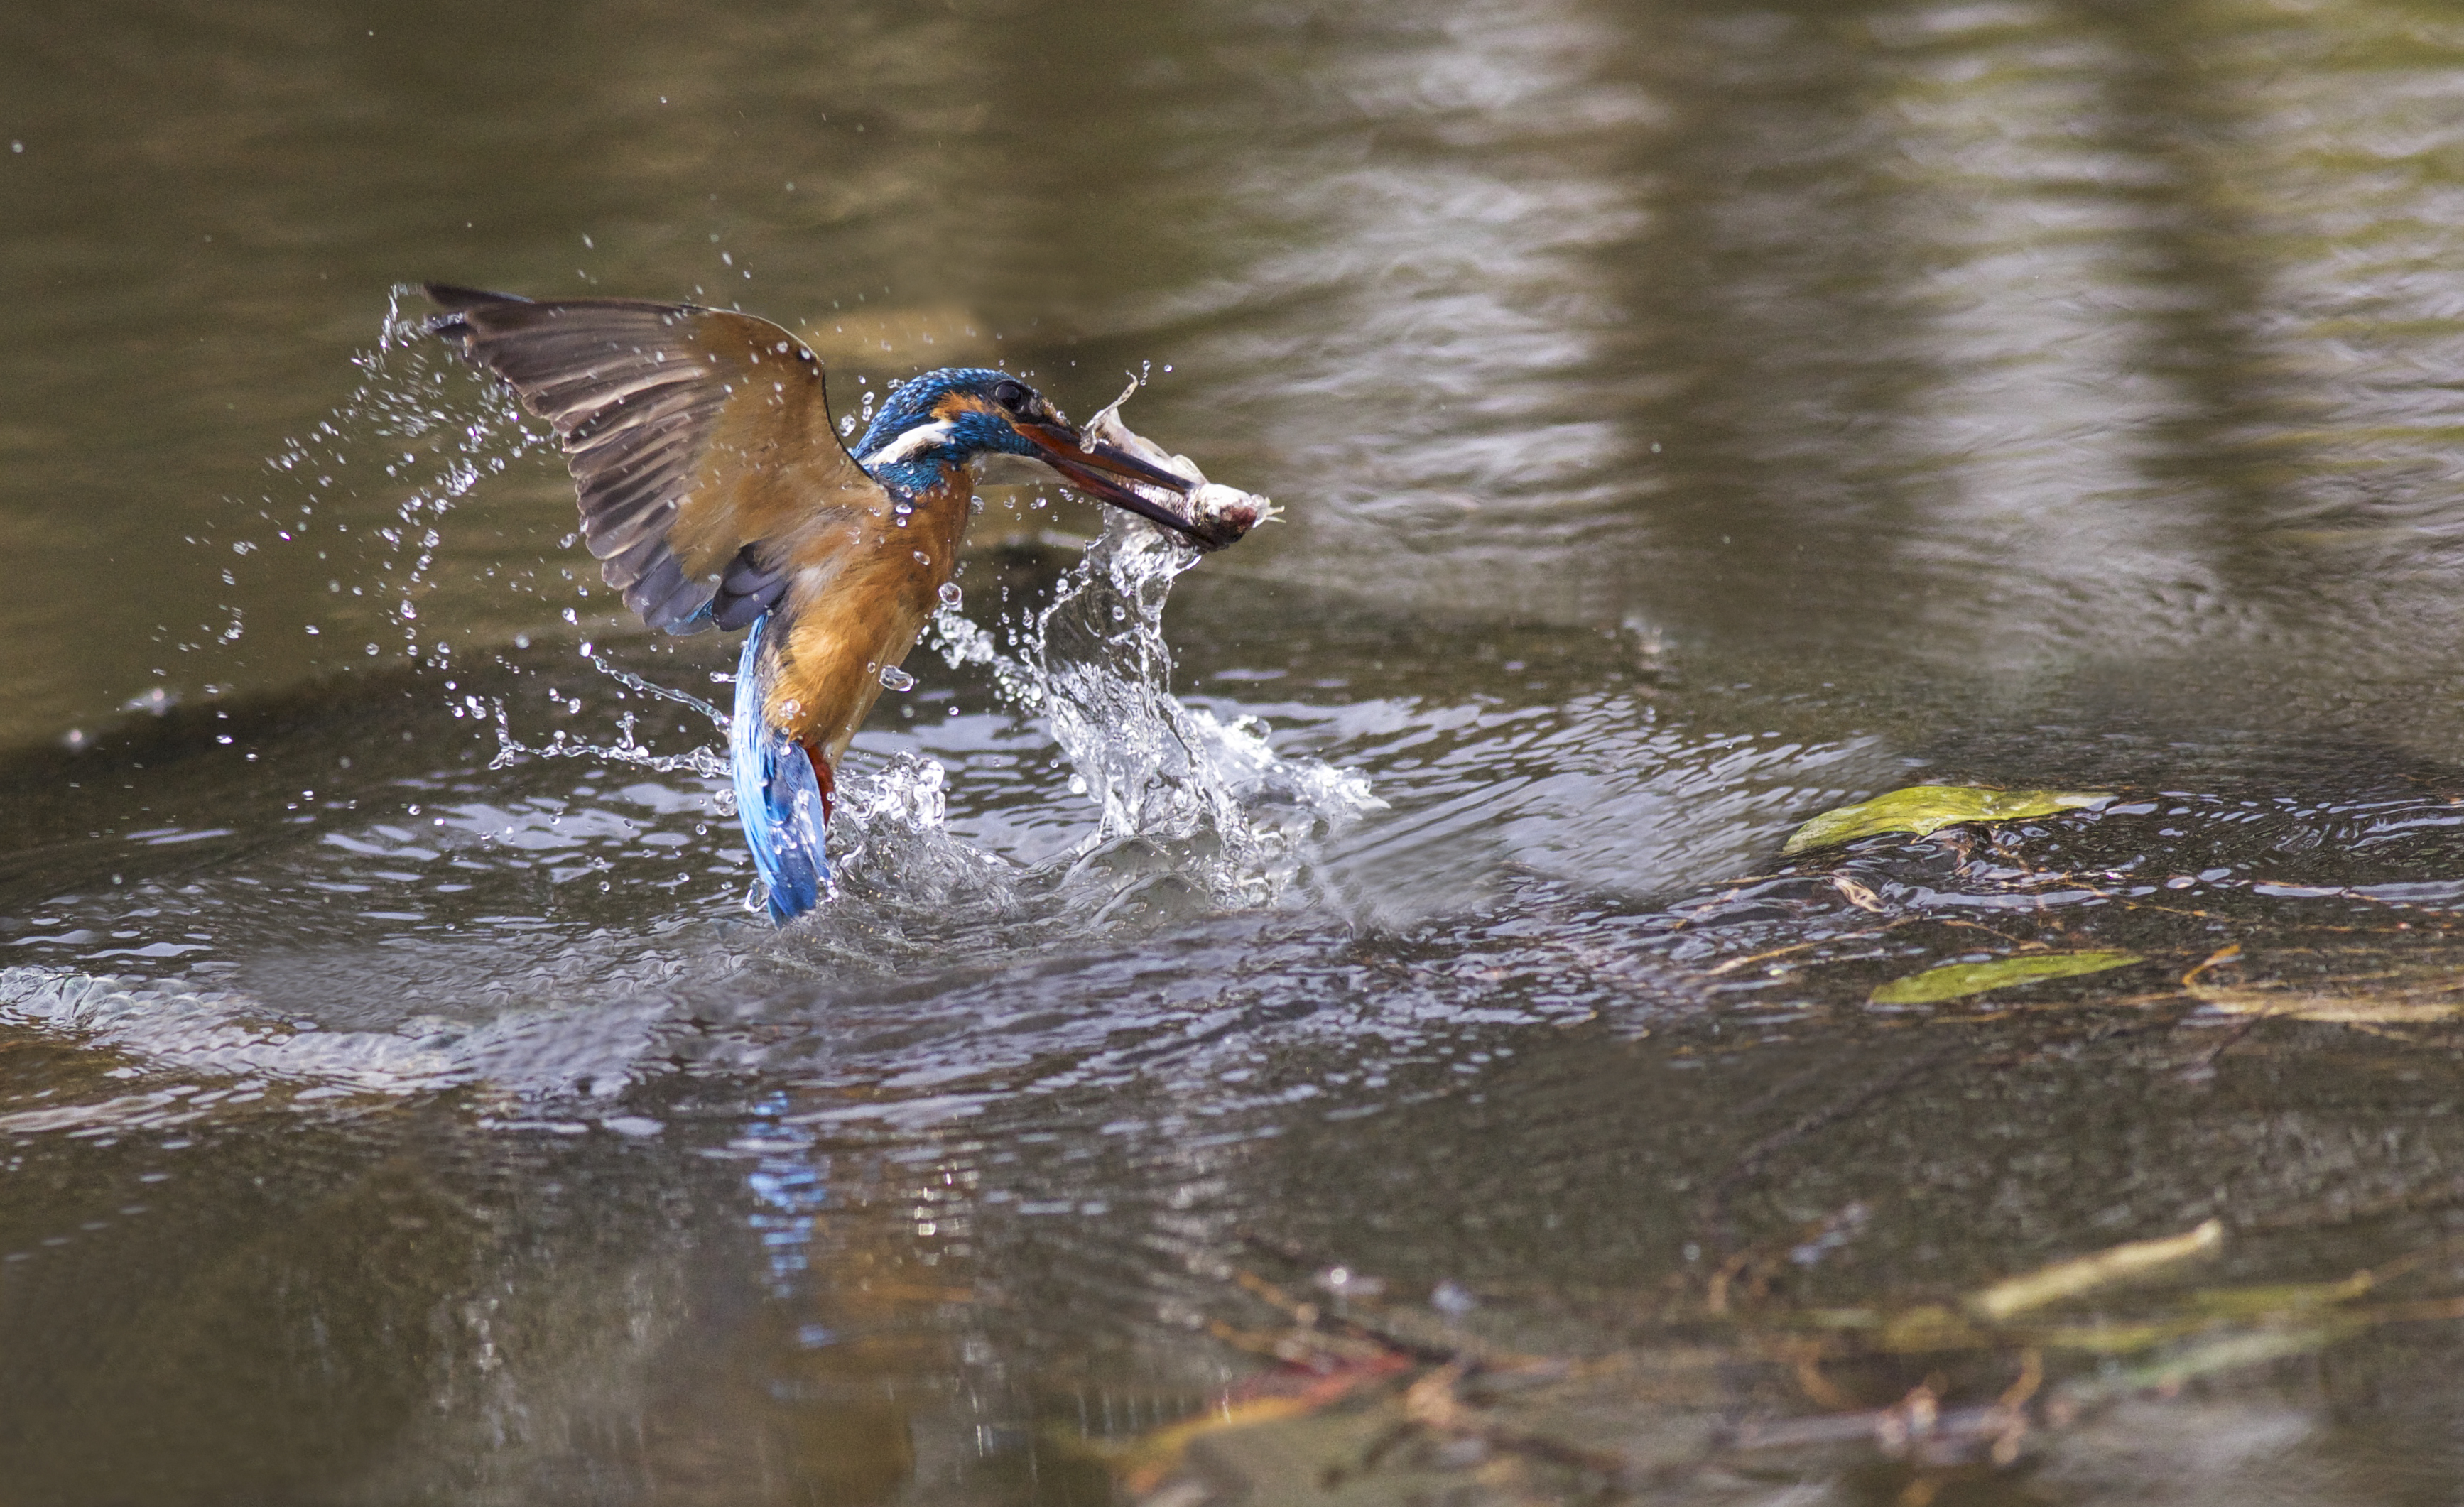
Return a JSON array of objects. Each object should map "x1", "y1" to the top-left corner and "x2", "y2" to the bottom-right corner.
[{"x1": 423, "y1": 283, "x2": 891, "y2": 633}]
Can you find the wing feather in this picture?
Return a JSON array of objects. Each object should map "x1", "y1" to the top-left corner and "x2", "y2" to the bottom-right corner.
[{"x1": 423, "y1": 283, "x2": 891, "y2": 633}]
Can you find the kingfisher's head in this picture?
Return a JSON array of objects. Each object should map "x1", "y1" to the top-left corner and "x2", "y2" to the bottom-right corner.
[{"x1": 852, "y1": 368, "x2": 1204, "y2": 540}]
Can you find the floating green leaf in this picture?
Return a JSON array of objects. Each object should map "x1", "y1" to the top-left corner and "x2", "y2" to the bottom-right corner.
[
  {"x1": 1782, "y1": 785, "x2": 2114, "y2": 856},
  {"x1": 1869, "y1": 950, "x2": 2142, "y2": 1006}
]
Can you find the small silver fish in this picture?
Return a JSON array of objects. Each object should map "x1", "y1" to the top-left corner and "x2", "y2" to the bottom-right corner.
[{"x1": 1080, "y1": 381, "x2": 1278, "y2": 552}]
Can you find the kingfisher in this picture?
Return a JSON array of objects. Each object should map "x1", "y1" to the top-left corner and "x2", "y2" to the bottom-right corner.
[{"x1": 423, "y1": 284, "x2": 1223, "y2": 923}]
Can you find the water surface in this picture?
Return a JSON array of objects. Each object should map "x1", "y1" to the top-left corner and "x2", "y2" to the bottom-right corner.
[{"x1": 10, "y1": 1, "x2": 2464, "y2": 1502}]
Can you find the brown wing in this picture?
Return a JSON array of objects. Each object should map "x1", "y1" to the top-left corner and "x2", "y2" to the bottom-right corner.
[{"x1": 423, "y1": 283, "x2": 892, "y2": 632}]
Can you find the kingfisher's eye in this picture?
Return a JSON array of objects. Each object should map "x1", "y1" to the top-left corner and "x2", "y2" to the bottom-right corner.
[{"x1": 991, "y1": 379, "x2": 1034, "y2": 415}]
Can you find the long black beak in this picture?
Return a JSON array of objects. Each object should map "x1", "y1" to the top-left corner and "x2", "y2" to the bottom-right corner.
[{"x1": 1015, "y1": 420, "x2": 1211, "y2": 545}]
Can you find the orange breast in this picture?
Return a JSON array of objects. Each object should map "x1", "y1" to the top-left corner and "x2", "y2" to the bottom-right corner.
[{"x1": 764, "y1": 464, "x2": 975, "y2": 764}]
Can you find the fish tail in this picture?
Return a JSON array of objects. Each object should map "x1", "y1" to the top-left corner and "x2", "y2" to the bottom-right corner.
[{"x1": 729, "y1": 613, "x2": 830, "y2": 923}]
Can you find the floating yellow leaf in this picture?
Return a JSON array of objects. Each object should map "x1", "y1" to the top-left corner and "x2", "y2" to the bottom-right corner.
[
  {"x1": 1966, "y1": 1219, "x2": 2223, "y2": 1323},
  {"x1": 2188, "y1": 982, "x2": 2464, "y2": 1024},
  {"x1": 1783, "y1": 785, "x2": 2114, "y2": 856},
  {"x1": 1870, "y1": 951, "x2": 2142, "y2": 1006}
]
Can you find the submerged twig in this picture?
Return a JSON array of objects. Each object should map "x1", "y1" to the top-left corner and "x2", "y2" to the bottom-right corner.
[{"x1": 1111, "y1": 1209, "x2": 2464, "y2": 1507}]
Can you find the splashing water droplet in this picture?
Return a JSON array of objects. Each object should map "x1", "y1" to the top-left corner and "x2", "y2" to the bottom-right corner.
[
  {"x1": 879, "y1": 665, "x2": 916, "y2": 692},
  {"x1": 938, "y1": 582, "x2": 962, "y2": 609},
  {"x1": 1003, "y1": 511, "x2": 1382, "y2": 907}
]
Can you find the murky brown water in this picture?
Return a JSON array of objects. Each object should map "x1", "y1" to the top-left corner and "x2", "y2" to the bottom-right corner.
[{"x1": 11, "y1": 1, "x2": 2464, "y2": 1502}]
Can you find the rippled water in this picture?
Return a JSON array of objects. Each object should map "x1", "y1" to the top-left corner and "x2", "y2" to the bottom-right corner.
[{"x1": 13, "y1": 1, "x2": 2464, "y2": 1502}]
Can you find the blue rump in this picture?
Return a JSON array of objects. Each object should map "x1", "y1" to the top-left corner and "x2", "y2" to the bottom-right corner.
[{"x1": 729, "y1": 614, "x2": 829, "y2": 923}]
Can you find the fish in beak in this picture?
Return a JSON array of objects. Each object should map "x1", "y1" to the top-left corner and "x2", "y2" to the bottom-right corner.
[
  {"x1": 1006, "y1": 393, "x2": 1276, "y2": 553},
  {"x1": 1011, "y1": 418, "x2": 1217, "y2": 542}
]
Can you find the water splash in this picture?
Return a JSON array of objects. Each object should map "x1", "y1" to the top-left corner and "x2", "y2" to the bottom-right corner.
[
  {"x1": 476, "y1": 640, "x2": 734, "y2": 790},
  {"x1": 180, "y1": 285, "x2": 558, "y2": 689},
  {"x1": 820, "y1": 752, "x2": 1026, "y2": 933},
  {"x1": 478, "y1": 692, "x2": 732, "y2": 785},
  {"x1": 1014, "y1": 512, "x2": 1381, "y2": 908}
]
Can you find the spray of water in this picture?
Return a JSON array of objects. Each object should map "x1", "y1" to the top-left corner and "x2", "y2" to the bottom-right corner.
[
  {"x1": 163, "y1": 284, "x2": 568, "y2": 708},
  {"x1": 1003, "y1": 511, "x2": 1379, "y2": 908}
]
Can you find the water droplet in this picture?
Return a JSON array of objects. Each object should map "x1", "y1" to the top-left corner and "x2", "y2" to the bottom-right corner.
[
  {"x1": 879, "y1": 665, "x2": 916, "y2": 692},
  {"x1": 938, "y1": 582, "x2": 962, "y2": 609},
  {"x1": 1110, "y1": 605, "x2": 1127, "y2": 621}
]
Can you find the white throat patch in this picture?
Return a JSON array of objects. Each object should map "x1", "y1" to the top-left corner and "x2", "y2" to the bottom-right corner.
[{"x1": 859, "y1": 418, "x2": 954, "y2": 467}]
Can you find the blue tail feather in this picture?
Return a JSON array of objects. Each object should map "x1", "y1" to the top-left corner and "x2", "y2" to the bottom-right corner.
[{"x1": 730, "y1": 614, "x2": 829, "y2": 923}]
